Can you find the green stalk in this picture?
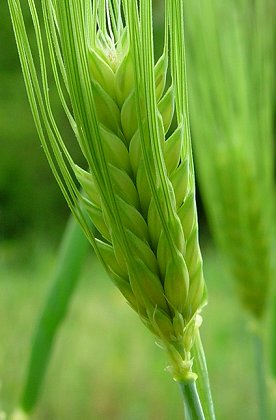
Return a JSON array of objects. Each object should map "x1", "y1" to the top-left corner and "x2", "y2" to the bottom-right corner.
[
  {"x1": 20, "y1": 215, "x2": 90, "y2": 414},
  {"x1": 251, "y1": 327, "x2": 269, "y2": 420},
  {"x1": 270, "y1": 248, "x2": 276, "y2": 381},
  {"x1": 178, "y1": 379, "x2": 205, "y2": 420},
  {"x1": 270, "y1": 294, "x2": 276, "y2": 418},
  {"x1": 192, "y1": 332, "x2": 216, "y2": 420}
]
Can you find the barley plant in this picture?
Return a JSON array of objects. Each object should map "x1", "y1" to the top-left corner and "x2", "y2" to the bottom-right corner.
[
  {"x1": 8, "y1": 0, "x2": 214, "y2": 418},
  {"x1": 185, "y1": 0, "x2": 275, "y2": 417}
]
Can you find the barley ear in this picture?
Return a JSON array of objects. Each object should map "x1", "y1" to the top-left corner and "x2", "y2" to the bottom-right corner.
[{"x1": 8, "y1": 1, "x2": 210, "y2": 408}]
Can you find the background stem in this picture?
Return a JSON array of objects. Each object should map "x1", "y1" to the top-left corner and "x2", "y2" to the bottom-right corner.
[{"x1": 252, "y1": 328, "x2": 269, "y2": 420}]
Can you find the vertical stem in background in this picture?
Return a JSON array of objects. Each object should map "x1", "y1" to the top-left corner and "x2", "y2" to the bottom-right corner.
[
  {"x1": 270, "y1": 237, "x2": 276, "y2": 377},
  {"x1": 270, "y1": 270, "x2": 276, "y2": 417},
  {"x1": 19, "y1": 216, "x2": 90, "y2": 414},
  {"x1": 251, "y1": 328, "x2": 269, "y2": 420},
  {"x1": 192, "y1": 331, "x2": 216, "y2": 420}
]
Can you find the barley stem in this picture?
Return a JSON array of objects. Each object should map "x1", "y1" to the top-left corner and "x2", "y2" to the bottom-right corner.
[
  {"x1": 271, "y1": 286, "x2": 276, "y2": 380},
  {"x1": 192, "y1": 332, "x2": 216, "y2": 420},
  {"x1": 178, "y1": 379, "x2": 205, "y2": 420},
  {"x1": 252, "y1": 328, "x2": 269, "y2": 420}
]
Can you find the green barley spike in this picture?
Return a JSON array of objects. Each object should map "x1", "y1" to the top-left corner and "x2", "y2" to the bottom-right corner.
[
  {"x1": 8, "y1": 0, "x2": 210, "y2": 411},
  {"x1": 78, "y1": 1, "x2": 206, "y2": 376},
  {"x1": 185, "y1": 0, "x2": 275, "y2": 320}
]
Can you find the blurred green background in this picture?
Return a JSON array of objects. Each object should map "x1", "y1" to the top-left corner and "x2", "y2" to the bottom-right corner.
[
  {"x1": 0, "y1": 2, "x2": 70, "y2": 241},
  {"x1": 0, "y1": 1, "x2": 272, "y2": 419}
]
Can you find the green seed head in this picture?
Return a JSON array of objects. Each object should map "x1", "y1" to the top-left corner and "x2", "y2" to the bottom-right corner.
[
  {"x1": 9, "y1": 0, "x2": 207, "y2": 381},
  {"x1": 76, "y1": 3, "x2": 206, "y2": 376}
]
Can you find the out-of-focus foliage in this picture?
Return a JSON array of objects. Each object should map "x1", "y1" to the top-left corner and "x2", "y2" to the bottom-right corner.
[{"x1": 0, "y1": 243, "x2": 257, "y2": 420}]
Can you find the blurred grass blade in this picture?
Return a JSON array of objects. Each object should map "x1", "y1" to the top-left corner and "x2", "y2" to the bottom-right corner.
[{"x1": 19, "y1": 215, "x2": 90, "y2": 414}]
